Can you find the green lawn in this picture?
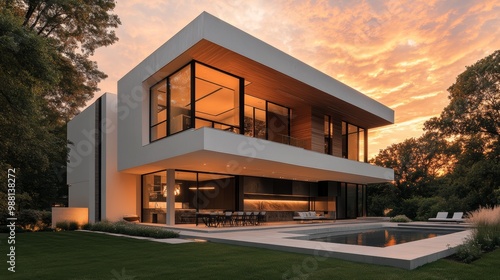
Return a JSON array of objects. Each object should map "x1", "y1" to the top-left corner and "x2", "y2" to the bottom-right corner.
[{"x1": 0, "y1": 231, "x2": 498, "y2": 279}]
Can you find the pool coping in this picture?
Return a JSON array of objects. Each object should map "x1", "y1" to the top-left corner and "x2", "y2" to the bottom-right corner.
[{"x1": 171, "y1": 222, "x2": 472, "y2": 270}]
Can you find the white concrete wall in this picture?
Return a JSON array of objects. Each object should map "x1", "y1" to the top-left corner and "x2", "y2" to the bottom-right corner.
[
  {"x1": 67, "y1": 103, "x2": 96, "y2": 221},
  {"x1": 52, "y1": 207, "x2": 88, "y2": 228},
  {"x1": 100, "y1": 93, "x2": 139, "y2": 221}
]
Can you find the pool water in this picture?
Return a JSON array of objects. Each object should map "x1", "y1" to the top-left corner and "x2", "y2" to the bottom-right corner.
[{"x1": 309, "y1": 227, "x2": 462, "y2": 247}]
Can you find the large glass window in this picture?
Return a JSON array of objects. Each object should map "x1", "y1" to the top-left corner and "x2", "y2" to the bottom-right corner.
[
  {"x1": 150, "y1": 81, "x2": 167, "y2": 141},
  {"x1": 244, "y1": 95, "x2": 290, "y2": 143},
  {"x1": 194, "y1": 63, "x2": 240, "y2": 133},
  {"x1": 244, "y1": 95, "x2": 266, "y2": 139},
  {"x1": 267, "y1": 102, "x2": 290, "y2": 144},
  {"x1": 324, "y1": 115, "x2": 333, "y2": 155},
  {"x1": 142, "y1": 171, "x2": 167, "y2": 223},
  {"x1": 342, "y1": 121, "x2": 367, "y2": 162},
  {"x1": 347, "y1": 124, "x2": 358, "y2": 160},
  {"x1": 142, "y1": 170, "x2": 236, "y2": 224},
  {"x1": 169, "y1": 65, "x2": 192, "y2": 134},
  {"x1": 150, "y1": 62, "x2": 242, "y2": 141},
  {"x1": 346, "y1": 183, "x2": 357, "y2": 219}
]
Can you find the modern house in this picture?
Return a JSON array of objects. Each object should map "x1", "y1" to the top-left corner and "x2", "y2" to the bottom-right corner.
[{"x1": 65, "y1": 12, "x2": 394, "y2": 226}]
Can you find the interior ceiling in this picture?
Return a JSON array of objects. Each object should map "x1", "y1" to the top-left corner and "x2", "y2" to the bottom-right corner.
[{"x1": 145, "y1": 39, "x2": 392, "y2": 128}]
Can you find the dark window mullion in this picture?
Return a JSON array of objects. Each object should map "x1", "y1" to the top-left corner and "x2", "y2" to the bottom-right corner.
[
  {"x1": 166, "y1": 77, "x2": 171, "y2": 136},
  {"x1": 190, "y1": 61, "x2": 196, "y2": 129},
  {"x1": 239, "y1": 78, "x2": 244, "y2": 134}
]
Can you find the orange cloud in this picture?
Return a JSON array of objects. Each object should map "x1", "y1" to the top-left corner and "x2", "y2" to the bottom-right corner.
[{"x1": 91, "y1": 0, "x2": 500, "y2": 159}]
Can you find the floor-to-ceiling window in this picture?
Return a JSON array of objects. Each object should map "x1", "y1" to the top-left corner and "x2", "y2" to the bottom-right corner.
[
  {"x1": 169, "y1": 65, "x2": 192, "y2": 134},
  {"x1": 194, "y1": 63, "x2": 241, "y2": 133},
  {"x1": 142, "y1": 170, "x2": 236, "y2": 224},
  {"x1": 142, "y1": 171, "x2": 167, "y2": 223},
  {"x1": 150, "y1": 61, "x2": 242, "y2": 142},
  {"x1": 244, "y1": 95, "x2": 291, "y2": 144},
  {"x1": 346, "y1": 183, "x2": 357, "y2": 219},
  {"x1": 267, "y1": 102, "x2": 290, "y2": 144},
  {"x1": 244, "y1": 95, "x2": 266, "y2": 139},
  {"x1": 342, "y1": 121, "x2": 367, "y2": 162},
  {"x1": 324, "y1": 115, "x2": 334, "y2": 155},
  {"x1": 336, "y1": 182, "x2": 366, "y2": 219},
  {"x1": 150, "y1": 81, "x2": 167, "y2": 141}
]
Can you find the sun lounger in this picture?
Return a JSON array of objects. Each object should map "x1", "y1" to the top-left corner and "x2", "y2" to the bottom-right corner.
[
  {"x1": 428, "y1": 212, "x2": 448, "y2": 221},
  {"x1": 449, "y1": 212, "x2": 465, "y2": 223},
  {"x1": 428, "y1": 211, "x2": 464, "y2": 223}
]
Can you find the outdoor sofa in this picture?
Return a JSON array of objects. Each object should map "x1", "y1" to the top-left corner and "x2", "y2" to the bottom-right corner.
[{"x1": 293, "y1": 211, "x2": 328, "y2": 222}]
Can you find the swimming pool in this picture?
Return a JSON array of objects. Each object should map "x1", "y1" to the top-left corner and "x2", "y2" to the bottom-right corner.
[{"x1": 302, "y1": 227, "x2": 463, "y2": 247}]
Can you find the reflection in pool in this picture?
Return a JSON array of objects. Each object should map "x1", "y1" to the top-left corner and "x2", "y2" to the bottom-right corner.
[{"x1": 310, "y1": 228, "x2": 461, "y2": 247}]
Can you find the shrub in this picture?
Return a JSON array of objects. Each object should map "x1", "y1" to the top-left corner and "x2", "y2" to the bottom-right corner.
[
  {"x1": 455, "y1": 238, "x2": 482, "y2": 263},
  {"x1": 81, "y1": 223, "x2": 91, "y2": 230},
  {"x1": 466, "y1": 206, "x2": 500, "y2": 252},
  {"x1": 69, "y1": 221, "x2": 79, "y2": 231},
  {"x1": 56, "y1": 220, "x2": 79, "y2": 231},
  {"x1": 17, "y1": 209, "x2": 52, "y2": 231},
  {"x1": 453, "y1": 206, "x2": 500, "y2": 263},
  {"x1": 415, "y1": 197, "x2": 446, "y2": 221},
  {"x1": 390, "y1": 214, "x2": 412, "y2": 223},
  {"x1": 86, "y1": 221, "x2": 179, "y2": 239}
]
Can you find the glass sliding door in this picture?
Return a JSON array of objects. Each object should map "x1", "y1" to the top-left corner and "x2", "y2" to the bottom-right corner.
[{"x1": 346, "y1": 183, "x2": 357, "y2": 219}]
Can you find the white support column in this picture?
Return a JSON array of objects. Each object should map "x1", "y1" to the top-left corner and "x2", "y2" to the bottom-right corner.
[{"x1": 166, "y1": 169, "x2": 175, "y2": 225}]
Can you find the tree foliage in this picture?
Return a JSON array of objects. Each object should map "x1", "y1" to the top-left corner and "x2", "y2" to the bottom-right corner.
[
  {"x1": 369, "y1": 50, "x2": 500, "y2": 219},
  {"x1": 3, "y1": 0, "x2": 120, "y2": 120},
  {"x1": 0, "y1": 1, "x2": 119, "y2": 212},
  {"x1": 425, "y1": 50, "x2": 500, "y2": 156}
]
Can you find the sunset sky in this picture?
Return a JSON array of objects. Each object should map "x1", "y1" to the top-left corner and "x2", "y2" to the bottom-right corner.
[{"x1": 90, "y1": 0, "x2": 500, "y2": 158}]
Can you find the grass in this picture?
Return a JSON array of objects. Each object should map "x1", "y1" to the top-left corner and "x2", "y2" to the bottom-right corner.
[{"x1": 0, "y1": 231, "x2": 499, "y2": 279}]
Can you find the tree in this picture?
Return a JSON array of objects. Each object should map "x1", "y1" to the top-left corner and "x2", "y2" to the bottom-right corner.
[
  {"x1": 368, "y1": 50, "x2": 500, "y2": 218},
  {"x1": 424, "y1": 50, "x2": 500, "y2": 210},
  {"x1": 367, "y1": 132, "x2": 456, "y2": 218},
  {"x1": 370, "y1": 132, "x2": 453, "y2": 199},
  {"x1": 0, "y1": 1, "x2": 120, "y2": 212},
  {"x1": 3, "y1": 0, "x2": 120, "y2": 121},
  {"x1": 425, "y1": 50, "x2": 500, "y2": 158}
]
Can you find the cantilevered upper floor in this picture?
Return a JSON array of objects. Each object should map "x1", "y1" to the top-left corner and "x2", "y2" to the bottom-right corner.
[{"x1": 117, "y1": 12, "x2": 394, "y2": 183}]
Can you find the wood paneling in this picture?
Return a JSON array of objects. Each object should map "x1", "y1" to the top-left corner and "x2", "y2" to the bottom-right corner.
[
  {"x1": 290, "y1": 106, "x2": 311, "y2": 149},
  {"x1": 311, "y1": 109, "x2": 324, "y2": 153},
  {"x1": 331, "y1": 113, "x2": 343, "y2": 157}
]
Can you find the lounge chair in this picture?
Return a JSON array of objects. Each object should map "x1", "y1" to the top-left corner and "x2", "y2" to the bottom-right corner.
[
  {"x1": 428, "y1": 212, "x2": 448, "y2": 221},
  {"x1": 449, "y1": 212, "x2": 465, "y2": 223},
  {"x1": 428, "y1": 211, "x2": 464, "y2": 223}
]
